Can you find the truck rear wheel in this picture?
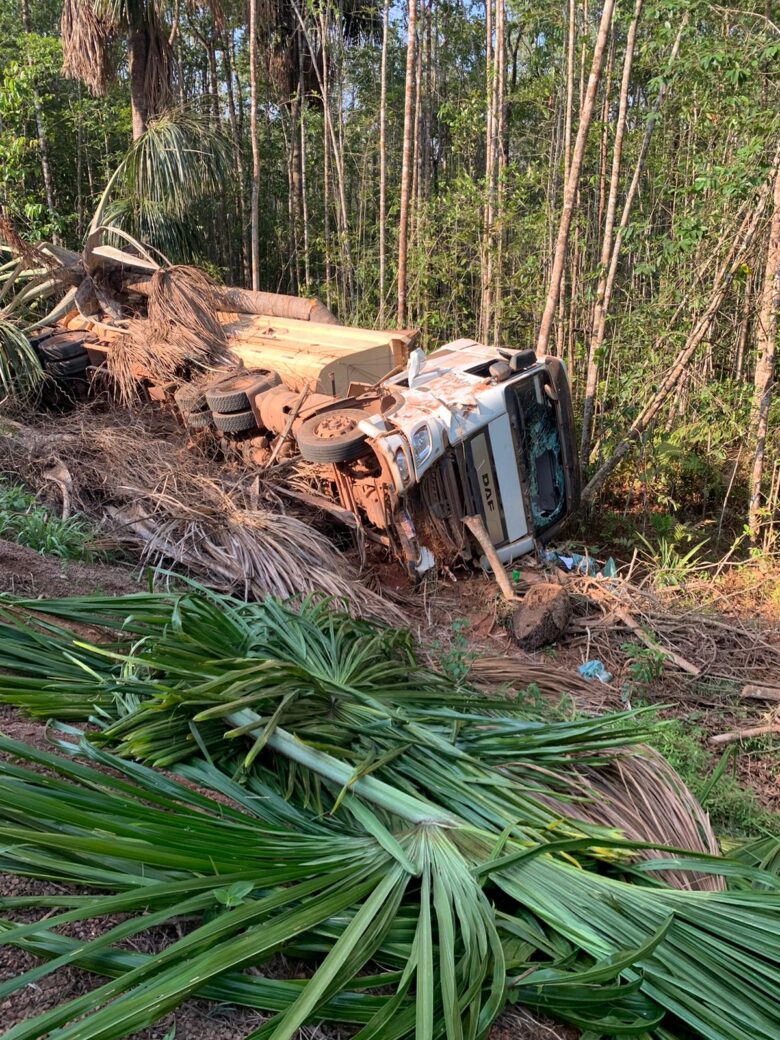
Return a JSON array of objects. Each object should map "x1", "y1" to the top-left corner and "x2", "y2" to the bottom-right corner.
[
  {"x1": 205, "y1": 369, "x2": 280, "y2": 413},
  {"x1": 296, "y1": 408, "x2": 371, "y2": 463}
]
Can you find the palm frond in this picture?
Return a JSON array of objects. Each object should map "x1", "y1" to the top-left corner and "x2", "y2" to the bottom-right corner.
[
  {"x1": 0, "y1": 589, "x2": 778, "y2": 1040},
  {"x1": 60, "y1": 0, "x2": 115, "y2": 96},
  {"x1": 0, "y1": 319, "x2": 43, "y2": 396},
  {"x1": 120, "y1": 109, "x2": 231, "y2": 221}
]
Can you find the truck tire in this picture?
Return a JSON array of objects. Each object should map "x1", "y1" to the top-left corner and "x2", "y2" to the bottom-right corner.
[
  {"x1": 184, "y1": 409, "x2": 212, "y2": 430},
  {"x1": 296, "y1": 408, "x2": 370, "y2": 463},
  {"x1": 205, "y1": 369, "x2": 280, "y2": 414},
  {"x1": 39, "y1": 332, "x2": 88, "y2": 362},
  {"x1": 46, "y1": 354, "x2": 90, "y2": 377},
  {"x1": 212, "y1": 408, "x2": 258, "y2": 433},
  {"x1": 174, "y1": 382, "x2": 208, "y2": 414},
  {"x1": 28, "y1": 327, "x2": 59, "y2": 349}
]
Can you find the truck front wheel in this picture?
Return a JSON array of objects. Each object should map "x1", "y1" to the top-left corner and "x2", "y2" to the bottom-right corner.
[{"x1": 296, "y1": 408, "x2": 371, "y2": 463}]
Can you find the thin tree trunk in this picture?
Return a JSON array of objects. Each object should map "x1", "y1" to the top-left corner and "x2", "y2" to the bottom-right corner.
[
  {"x1": 582, "y1": 171, "x2": 777, "y2": 504},
  {"x1": 249, "y1": 0, "x2": 261, "y2": 290},
  {"x1": 223, "y1": 31, "x2": 249, "y2": 284},
  {"x1": 397, "y1": 0, "x2": 418, "y2": 327},
  {"x1": 299, "y1": 50, "x2": 311, "y2": 292},
  {"x1": 580, "y1": 17, "x2": 684, "y2": 466},
  {"x1": 21, "y1": 0, "x2": 58, "y2": 237},
  {"x1": 378, "y1": 0, "x2": 390, "y2": 325},
  {"x1": 128, "y1": 28, "x2": 150, "y2": 140},
  {"x1": 579, "y1": 0, "x2": 643, "y2": 472},
  {"x1": 479, "y1": 0, "x2": 495, "y2": 341},
  {"x1": 748, "y1": 150, "x2": 780, "y2": 541},
  {"x1": 535, "y1": 0, "x2": 616, "y2": 356},
  {"x1": 492, "y1": 0, "x2": 506, "y2": 343}
]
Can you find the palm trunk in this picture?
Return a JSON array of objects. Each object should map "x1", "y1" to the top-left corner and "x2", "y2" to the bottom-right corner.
[
  {"x1": 397, "y1": 0, "x2": 418, "y2": 327},
  {"x1": 535, "y1": 0, "x2": 616, "y2": 356},
  {"x1": 128, "y1": 28, "x2": 150, "y2": 141},
  {"x1": 748, "y1": 150, "x2": 780, "y2": 542}
]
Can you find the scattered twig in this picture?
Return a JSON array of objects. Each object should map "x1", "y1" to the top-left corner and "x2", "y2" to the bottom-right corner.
[{"x1": 710, "y1": 724, "x2": 780, "y2": 746}]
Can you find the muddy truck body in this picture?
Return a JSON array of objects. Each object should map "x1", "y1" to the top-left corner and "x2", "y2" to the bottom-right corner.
[
  {"x1": 42, "y1": 310, "x2": 579, "y2": 577},
  {"x1": 202, "y1": 316, "x2": 579, "y2": 577}
]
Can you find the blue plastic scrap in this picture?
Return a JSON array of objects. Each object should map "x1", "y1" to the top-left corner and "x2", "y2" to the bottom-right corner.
[
  {"x1": 543, "y1": 549, "x2": 617, "y2": 578},
  {"x1": 578, "y1": 660, "x2": 613, "y2": 684}
]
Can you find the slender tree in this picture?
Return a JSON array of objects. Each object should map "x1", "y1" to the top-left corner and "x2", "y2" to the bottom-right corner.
[
  {"x1": 580, "y1": 16, "x2": 684, "y2": 468},
  {"x1": 748, "y1": 150, "x2": 780, "y2": 542},
  {"x1": 579, "y1": 0, "x2": 643, "y2": 473},
  {"x1": 535, "y1": 0, "x2": 616, "y2": 356},
  {"x1": 397, "y1": 0, "x2": 418, "y2": 327},
  {"x1": 249, "y1": 0, "x2": 261, "y2": 290},
  {"x1": 378, "y1": 0, "x2": 390, "y2": 326}
]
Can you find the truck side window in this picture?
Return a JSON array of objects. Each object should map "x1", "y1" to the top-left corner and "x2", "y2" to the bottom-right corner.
[{"x1": 509, "y1": 375, "x2": 566, "y2": 533}]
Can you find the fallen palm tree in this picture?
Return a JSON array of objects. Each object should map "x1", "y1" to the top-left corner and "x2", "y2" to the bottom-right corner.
[{"x1": 0, "y1": 589, "x2": 777, "y2": 1040}]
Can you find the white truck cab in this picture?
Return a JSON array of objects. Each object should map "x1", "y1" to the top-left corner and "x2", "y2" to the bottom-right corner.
[{"x1": 293, "y1": 338, "x2": 579, "y2": 577}]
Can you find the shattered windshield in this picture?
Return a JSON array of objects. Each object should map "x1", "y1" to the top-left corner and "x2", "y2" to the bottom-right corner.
[{"x1": 508, "y1": 373, "x2": 566, "y2": 533}]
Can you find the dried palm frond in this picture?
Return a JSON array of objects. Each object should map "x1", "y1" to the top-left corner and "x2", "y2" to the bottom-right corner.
[
  {"x1": 539, "y1": 745, "x2": 722, "y2": 891},
  {"x1": 147, "y1": 265, "x2": 228, "y2": 358},
  {"x1": 0, "y1": 407, "x2": 402, "y2": 623},
  {"x1": 468, "y1": 654, "x2": 603, "y2": 701},
  {"x1": 106, "y1": 266, "x2": 230, "y2": 404},
  {"x1": 0, "y1": 216, "x2": 51, "y2": 272},
  {"x1": 105, "y1": 323, "x2": 188, "y2": 406},
  {"x1": 109, "y1": 476, "x2": 403, "y2": 623},
  {"x1": 60, "y1": 0, "x2": 115, "y2": 96}
]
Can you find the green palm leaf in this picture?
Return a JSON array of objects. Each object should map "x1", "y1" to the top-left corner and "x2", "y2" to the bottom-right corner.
[{"x1": 0, "y1": 588, "x2": 777, "y2": 1040}]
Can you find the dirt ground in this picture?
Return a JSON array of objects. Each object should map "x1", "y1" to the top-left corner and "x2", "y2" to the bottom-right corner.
[{"x1": 0, "y1": 538, "x2": 140, "y2": 598}]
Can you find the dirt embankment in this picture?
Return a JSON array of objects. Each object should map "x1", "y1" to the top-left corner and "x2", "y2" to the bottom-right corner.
[{"x1": 0, "y1": 539, "x2": 139, "y2": 598}]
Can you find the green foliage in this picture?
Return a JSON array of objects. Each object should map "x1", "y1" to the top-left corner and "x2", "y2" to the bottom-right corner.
[
  {"x1": 0, "y1": 477, "x2": 101, "y2": 559},
  {"x1": 0, "y1": 588, "x2": 778, "y2": 1039},
  {"x1": 620, "y1": 641, "x2": 667, "y2": 700},
  {"x1": 0, "y1": 320, "x2": 43, "y2": 395},
  {"x1": 645, "y1": 718, "x2": 780, "y2": 839}
]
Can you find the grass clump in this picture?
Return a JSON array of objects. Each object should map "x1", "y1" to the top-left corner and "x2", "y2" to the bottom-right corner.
[
  {"x1": 645, "y1": 717, "x2": 780, "y2": 838},
  {"x1": 0, "y1": 478, "x2": 102, "y2": 561}
]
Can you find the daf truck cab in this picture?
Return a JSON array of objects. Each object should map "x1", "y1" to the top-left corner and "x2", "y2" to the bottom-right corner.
[{"x1": 291, "y1": 338, "x2": 579, "y2": 577}]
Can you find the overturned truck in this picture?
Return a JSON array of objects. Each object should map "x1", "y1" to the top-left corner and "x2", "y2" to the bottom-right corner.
[{"x1": 37, "y1": 301, "x2": 579, "y2": 578}]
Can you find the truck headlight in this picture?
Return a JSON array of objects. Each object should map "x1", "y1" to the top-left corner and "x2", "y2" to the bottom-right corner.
[
  {"x1": 394, "y1": 449, "x2": 410, "y2": 485},
  {"x1": 411, "y1": 425, "x2": 432, "y2": 463}
]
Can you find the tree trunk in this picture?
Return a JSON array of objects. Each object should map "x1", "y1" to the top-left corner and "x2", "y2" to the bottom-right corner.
[
  {"x1": 21, "y1": 0, "x2": 58, "y2": 239},
  {"x1": 223, "y1": 31, "x2": 249, "y2": 285},
  {"x1": 580, "y1": 21, "x2": 685, "y2": 463},
  {"x1": 582, "y1": 169, "x2": 777, "y2": 505},
  {"x1": 579, "y1": 0, "x2": 643, "y2": 473},
  {"x1": 378, "y1": 0, "x2": 390, "y2": 325},
  {"x1": 128, "y1": 28, "x2": 150, "y2": 141},
  {"x1": 298, "y1": 45, "x2": 311, "y2": 292},
  {"x1": 535, "y1": 0, "x2": 616, "y2": 356},
  {"x1": 397, "y1": 0, "x2": 418, "y2": 327},
  {"x1": 248, "y1": 0, "x2": 261, "y2": 290},
  {"x1": 748, "y1": 150, "x2": 780, "y2": 542}
]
